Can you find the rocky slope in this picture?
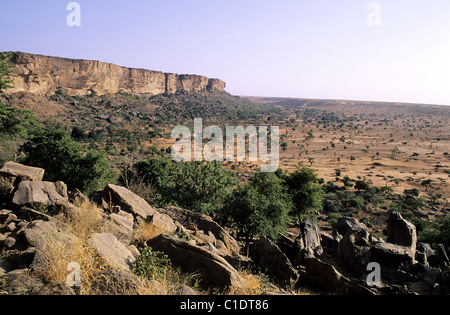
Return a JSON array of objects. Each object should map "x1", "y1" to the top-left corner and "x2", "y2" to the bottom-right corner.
[
  {"x1": 2, "y1": 162, "x2": 450, "y2": 295},
  {"x1": 4, "y1": 52, "x2": 226, "y2": 97}
]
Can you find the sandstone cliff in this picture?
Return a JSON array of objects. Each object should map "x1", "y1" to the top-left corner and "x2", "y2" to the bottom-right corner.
[{"x1": 5, "y1": 52, "x2": 226, "y2": 97}]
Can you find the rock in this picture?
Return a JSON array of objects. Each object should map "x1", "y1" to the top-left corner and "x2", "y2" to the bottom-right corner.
[
  {"x1": 1, "y1": 269, "x2": 45, "y2": 295},
  {"x1": 106, "y1": 210, "x2": 134, "y2": 245},
  {"x1": 436, "y1": 244, "x2": 449, "y2": 269},
  {"x1": 68, "y1": 188, "x2": 89, "y2": 205},
  {"x1": 171, "y1": 285, "x2": 199, "y2": 295},
  {"x1": 336, "y1": 217, "x2": 369, "y2": 239},
  {"x1": 336, "y1": 217, "x2": 371, "y2": 273},
  {"x1": 304, "y1": 257, "x2": 376, "y2": 295},
  {"x1": 1, "y1": 268, "x2": 75, "y2": 295},
  {"x1": 18, "y1": 220, "x2": 61, "y2": 248},
  {"x1": 0, "y1": 162, "x2": 45, "y2": 200},
  {"x1": 386, "y1": 212, "x2": 417, "y2": 260},
  {"x1": 12, "y1": 181, "x2": 68, "y2": 207},
  {"x1": 100, "y1": 185, "x2": 176, "y2": 233},
  {"x1": 7, "y1": 52, "x2": 226, "y2": 97},
  {"x1": 147, "y1": 234, "x2": 247, "y2": 291},
  {"x1": 320, "y1": 231, "x2": 341, "y2": 256},
  {"x1": 371, "y1": 242, "x2": 415, "y2": 267},
  {"x1": 91, "y1": 270, "x2": 144, "y2": 295},
  {"x1": 296, "y1": 219, "x2": 323, "y2": 261},
  {"x1": 252, "y1": 236, "x2": 299, "y2": 289},
  {"x1": 158, "y1": 206, "x2": 240, "y2": 255},
  {"x1": 88, "y1": 233, "x2": 136, "y2": 272}
]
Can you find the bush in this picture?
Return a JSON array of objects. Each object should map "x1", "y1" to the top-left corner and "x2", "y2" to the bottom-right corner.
[
  {"x1": 20, "y1": 126, "x2": 117, "y2": 194},
  {"x1": 222, "y1": 171, "x2": 292, "y2": 253},
  {"x1": 133, "y1": 247, "x2": 172, "y2": 281},
  {"x1": 123, "y1": 158, "x2": 238, "y2": 215}
]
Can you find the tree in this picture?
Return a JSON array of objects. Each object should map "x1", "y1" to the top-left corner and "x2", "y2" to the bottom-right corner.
[
  {"x1": 285, "y1": 167, "x2": 324, "y2": 221},
  {"x1": 20, "y1": 126, "x2": 116, "y2": 194},
  {"x1": 222, "y1": 172, "x2": 292, "y2": 255},
  {"x1": 128, "y1": 158, "x2": 238, "y2": 215},
  {"x1": 355, "y1": 180, "x2": 370, "y2": 191},
  {"x1": 0, "y1": 52, "x2": 14, "y2": 91},
  {"x1": 0, "y1": 52, "x2": 39, "y2": 139}
]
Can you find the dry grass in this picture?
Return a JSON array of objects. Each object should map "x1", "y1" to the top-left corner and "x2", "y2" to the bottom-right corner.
[
  {"x1": 135, "y1": 221, "x2": 165, "y2": 245},
  {"x1": 33, "y1": 234, "x2": 108, "y2": 295},
  {"x1": 63, "y1": 201, "x2": 106, "y2": 240},
  {"x1": 32, "y1": 201, "x2": 109, "y2": 294}
]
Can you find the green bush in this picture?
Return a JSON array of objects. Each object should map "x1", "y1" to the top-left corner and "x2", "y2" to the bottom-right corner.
[
  {"x1": 133, "y1": 247, "x2": 171, "y2": 281},
  {"x1": 20, "y1": 126, "x2": 117, "y2": 194}
]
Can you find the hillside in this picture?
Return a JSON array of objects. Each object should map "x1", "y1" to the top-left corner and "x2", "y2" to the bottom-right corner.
[{"x1": 1, "y1": 52, "x2": 450, "y2": 296}]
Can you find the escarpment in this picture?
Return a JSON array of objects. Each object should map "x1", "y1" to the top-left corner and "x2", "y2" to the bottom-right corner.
[{"x1": 5, "y1": 52, "x2": 226, "y2": 97}]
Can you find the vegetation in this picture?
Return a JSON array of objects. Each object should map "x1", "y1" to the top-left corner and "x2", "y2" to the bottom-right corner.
[
  {"x1": 20, "y1": 126, "x2": 117, "y2": 195},
  {"x1": 222, "y1": 171, "x2": 292, "y2": 253}
]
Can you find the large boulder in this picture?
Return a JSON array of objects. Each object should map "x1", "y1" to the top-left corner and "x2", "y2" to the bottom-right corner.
[
  {"x1": 12, "y1": 181, "x2": 68, "y2": 207},
  {"x1": 0, "y1": 162, "x2": 45, "y2": 200},
  {"x1": 88, "y1": 233, "x2": 136, "y2": 272},
  {"x1": 99, "y1": 185, "x2": 176, "y2": 233},
  {"x1": 386, "y1": 212, "x2": 417, "y2": 260},
  {"x1": 371, "y1": 242, "x2": 415, "y2": 267},
  {"x1": 336, "y1": 217, "x2": 371, "y2": 273},
  {"x1": 294, "y1": 219, "x2": 323, "y2": 263},
  {"x1": 158, "y1": 206, "x2": 240, "y2": 255},
  {"x1": 304, "y1": 257, "x2": 376, "y2": 295},
  {"x1": 147, "y1": 234, "x2": 247, "y2": 292},
  {"x1": 252, "y1": 236, "x2": 299, "y2": 289}
]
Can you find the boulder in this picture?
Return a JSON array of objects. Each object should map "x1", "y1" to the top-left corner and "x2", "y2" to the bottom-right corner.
[
  {"x1": 386, "y1": 212, "x2": 417, "y2": 260},
  {"x1": 1, "y1": 269, "x2": 75, "y2": 295},
  {"x1": 371, "y1": 242, "x2": 415, "y2": 267},
  {"x1": 147, "y1": 234, "x2": 247, "y2": 291},
  {"x1": 91, "y1": 270, "x2": 145, "y2": 295},
  {"x1": 100, "y1": 185, "x2": 176, "y2": 233},
  {"x1": 336, "y1": 217, "x2": 371, "y2": 273},
  {"x1": 336, "y1": 217, "x2": 369, "y2": 239},
  {"x1": 436, "y1": 244, "x2": 450, "y2": 269},
  {"x1": 252, "y1": 236, "x2": 299, "y2": 289},
  {"x1": 304, "y1": 257, "x2": 376, "y2": 295},
  {"x1": 106, "y1": 210, "x2": 134, "y2": 245},
  {"x1": 88, "y1": 233, "x2": 136, "y2": 272},
  {"x1": 295, "y1": 219, "x2": 323, "y2": 262},
  {"x1": 0, "y1": 162, "x2": 45, "y2": 200},
  {"x1": 158, "y1": 206, "x2": 240, "y2": 255},
  {"x1": 12, "y1": 181, "x2": 68, "y2": 207},
  {"x1": 18, "y1": 220, "x2": 61, "y2": 247}
]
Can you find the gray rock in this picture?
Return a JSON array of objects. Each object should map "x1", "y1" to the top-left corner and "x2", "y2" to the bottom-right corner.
[
  {"x1": 252, "y1": 236, "x2": 299, "y2": 289},
  {"x1": 386, "y1": 212, "x2": 417, "y2": 259},
  {"x1": 12, "y1": 181, "x2": 68, "y2": 207},
  {"x1": 88, "y1": 233, "x2": 136, "y2": 271},
  {"x1": 0, "y1": 162, "x2": 45, "y2": 199},
  {"x1": 148, "y1": 234, "x2": 247, "y2": 291},
  {"x1": 91, "y1": 270, "x2": 144, "y2": 295},
  {"x1": 371, "y1": 242, "x2": 414, "y2": 267},
  {"x1": 101, "y1": 185, "x2": 176, "y2": 233}
]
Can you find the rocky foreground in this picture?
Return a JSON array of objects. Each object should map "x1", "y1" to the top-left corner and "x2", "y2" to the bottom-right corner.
[{"x1": 1, "y1": 161, "x2": 449, "y2": 295}]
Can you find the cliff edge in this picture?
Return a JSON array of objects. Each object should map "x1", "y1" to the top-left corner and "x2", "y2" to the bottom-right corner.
[{"x1": 4, "y1": 52, "x2": 226, "y2": 97}]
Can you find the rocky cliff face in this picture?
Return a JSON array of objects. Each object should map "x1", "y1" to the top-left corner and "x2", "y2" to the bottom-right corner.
[{"x1": 5, "y1": 52, "x2": 226, "y2": 97}]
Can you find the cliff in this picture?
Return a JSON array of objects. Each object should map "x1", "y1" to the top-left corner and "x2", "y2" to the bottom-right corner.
[{"x1": 5, "y1": 52, "x2": 226, "y2": 97}]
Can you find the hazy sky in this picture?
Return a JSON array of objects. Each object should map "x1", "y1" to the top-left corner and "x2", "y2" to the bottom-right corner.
[{"x1": 1, "y1": 0, "x2": 449, "y2": 105}]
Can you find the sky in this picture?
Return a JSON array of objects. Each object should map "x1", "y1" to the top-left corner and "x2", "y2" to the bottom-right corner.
[{"x1": 1, "y1": 0, "x2": 449, "y2": 106}]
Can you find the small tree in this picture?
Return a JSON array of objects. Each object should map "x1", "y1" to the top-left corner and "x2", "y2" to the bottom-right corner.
[
  {"x1": 222, "y1": 172, "x2": 292, "y2": 255},
  {"x1": 20, "y1": 126, "x2": 116, "y2": 194},
  {"x1": 285, "y1": 167, "x2": 324, "y2": 222},
  {"x1": 355, "y1": 180, "x2": 370, "y2": 191}
]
